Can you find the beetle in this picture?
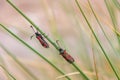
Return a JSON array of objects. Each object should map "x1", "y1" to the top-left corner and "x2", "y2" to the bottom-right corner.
[
  {"x1": 59, "y1": 48, "x2": 75, "y2": 63},
  {"x1": 30, "y1": 26, "x2": 49, "y2": 48},
  {"x1": 56, "y1": 40, "x2": 74, "y2": 63}
]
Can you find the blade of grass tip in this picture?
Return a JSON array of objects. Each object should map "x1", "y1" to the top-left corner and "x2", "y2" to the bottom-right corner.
[
  {"x1": 0, "y1": 43, "x2": 39, "y2": 80},
  {"x1": 0, "y1": 24, "x2": 71, "y2": 80},
  {"x1": 91, "y1": 35, "x2": 99, "y2": 80},
  {"x1": 56, "y1": 71, "x2": 95, "y2": 80},
  {"x1": 0, "y1": 65, "x2": 16, "y2": 80},
  {"x1": 112, "y1": 0, "x2": 120, "y2": 11},
  {"x1": 6, "y1": 0, "x2": 59, "y2": 51},
  {"x1": 75, "y1": 0, "x2": 120, "y2": 79},
  {"x1": 87, "y1": 0, "x2": 119, "y2": 56},
  {"x1": 56, "y1": 72, "x2": 80, "y2": 80},
  {"x1": 104, "y1": 0, "x2": 120, "y2": 45},
  {"x1": 6, "y1": 0, "x2": 90, "y2": 79}
]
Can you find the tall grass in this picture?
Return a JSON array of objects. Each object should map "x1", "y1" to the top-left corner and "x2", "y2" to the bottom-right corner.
[
  {"x1": 87, "y1": 0, "x2": 119, "y2": 56},
  {"x1": 0, "y1": 0, "x2": 120, "y2": 79}
]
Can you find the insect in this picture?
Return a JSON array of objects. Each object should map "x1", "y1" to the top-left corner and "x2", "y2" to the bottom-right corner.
[
  {"x1": 56, "y1": 40, "x2": 74, "y2": 63},
  {"x1": 30, "y1": 26, "x2": 49, "y2": 48}
]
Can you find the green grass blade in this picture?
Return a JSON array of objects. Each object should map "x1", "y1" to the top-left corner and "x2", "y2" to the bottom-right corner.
[
  {"x1": 75, "y1": 0, "x2": 120, "y2": 79},
  {"x1": 0, "y1": 43, "x2": 39, "y2": 80},
  {"x1": 0, "y1": 55, "x2": 13, "y2": 80},
  {"x1": 0, "y1": 65, "x2": 16, "y2": 80},
  {"x1": 0, "y1": 52, "x2": 11, "y2": 80},
  {"x1": 104, "y1": 0, "x2": 120, "y2": 44},
  {"x1": 6, "y1": 0, "x2": 90, "y2": 79},
  {"x1": 87, "y1": 0, "x2": 119, "y2": 55},
  {"x1": 0, "y1": 24, "x2": 71, "y2": 80}
]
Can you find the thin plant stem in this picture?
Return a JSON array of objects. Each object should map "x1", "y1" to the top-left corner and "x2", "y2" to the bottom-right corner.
[
  {"x1": 92, "y1": 48, "x2": 99, "y2": 80},
  {"x1": 0, "y1": 43, "x2": 39, "y2": 80},
  {"x1": 0, "y1": 24, "x2": 71, "y2": 80},
  {"x1": 6, "y1": 0, "x2": 90, "y2": 79},
  {"x1": 91, "y1": 35, "x2": 99, "y2": 80},
  {"x1": 87, "y1": 0, "x2": 119, "y2": 56},
  {"x1": 0, "y1": 65, "x2": 16, "y2": 80},
  {"x1": 75, "y1": 0, "x2": 120, "y2": 79}
]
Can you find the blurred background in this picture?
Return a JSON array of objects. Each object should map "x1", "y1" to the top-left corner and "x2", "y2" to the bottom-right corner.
[{"x1": 0, "y1": 0, "x2": 120, "y2": 80}]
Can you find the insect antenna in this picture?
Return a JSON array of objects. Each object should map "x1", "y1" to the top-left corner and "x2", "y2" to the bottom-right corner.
[
  {"x1": 30, "y1": 26, "x2": 36, "y2": 33},
  {"x1": 30, "y1": 26, "x2": 36, "y2": 39}
]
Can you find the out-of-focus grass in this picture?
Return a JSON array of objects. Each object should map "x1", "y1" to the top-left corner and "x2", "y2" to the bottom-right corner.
[
  {"x1": 0, "y1": 55, "x2": 16, "y2": 80},
  {"x1": 0, "y1": 65, "x2": 16, "y2": 80},
  {"x1": 112, "y1": 0, "x2": 120, "y2": 11},
  {"x1": 75, "y1": 0, "x2": 119, "y2": 79},
  {"x1": 0, "y1": 43, "x2": 38, "y2": 80},
  {"x1": 0, "y1": 0, "x2": 120, "y2": 80}
]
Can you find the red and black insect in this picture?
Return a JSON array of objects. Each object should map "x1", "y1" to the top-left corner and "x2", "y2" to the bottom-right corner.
[
  {"x1": 30, "y1": 26, "x2": 49, "y2": 48},
  {"x1": 56, "y1": 41, "x2": 74, "y2": 63},
  {"x1": 59, "y1": 48, "x2": 75, "y2": 63}
]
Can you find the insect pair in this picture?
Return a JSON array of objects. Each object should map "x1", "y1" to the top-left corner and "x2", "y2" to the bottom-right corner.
[{"x1": 30, "y1": 26, "x2": 74, "y2": 63}]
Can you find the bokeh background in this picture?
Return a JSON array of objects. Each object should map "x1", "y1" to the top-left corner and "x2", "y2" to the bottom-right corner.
[{"x1": 0, "y1": 0, "x2": 120, "y2": 80}]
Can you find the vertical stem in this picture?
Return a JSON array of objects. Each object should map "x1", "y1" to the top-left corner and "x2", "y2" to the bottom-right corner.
[{"x1": 91, "y1": 35, "x2": 99, "y2": 80}]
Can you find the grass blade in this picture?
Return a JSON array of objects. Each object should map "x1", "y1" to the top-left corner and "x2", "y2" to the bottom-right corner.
[
  {"x1": 0, "y1": 65, "x2": 16, "y2": 80},
  {"x1": 0, "y1": 24, "x2": 71, "y2": 80},
  {"x1": 112, "y1": 0, "x2": 120, "y2": 11},
  {"x1": 75, "y1": 0, "x2": 120, "y2": 79},
  {"x1": 0, "y1": 54, "x2": 13, "y2": 80},
  {"x1": 91, "y1": 35, "x2": 99, "y2": 80}
]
